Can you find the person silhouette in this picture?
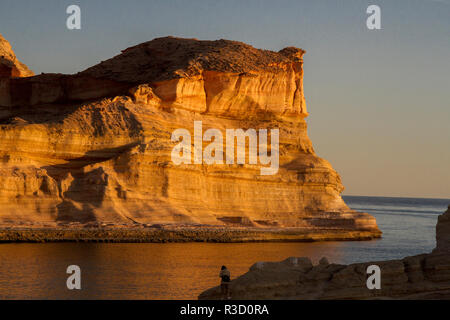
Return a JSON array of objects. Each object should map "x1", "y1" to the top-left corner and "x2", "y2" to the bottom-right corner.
[{"x1": 219, "y1": 265, "x2": 231, "y2": 299}]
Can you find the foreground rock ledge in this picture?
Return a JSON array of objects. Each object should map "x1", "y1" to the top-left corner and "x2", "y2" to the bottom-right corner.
[
  {"x1": 199, "y1": 206, "x2": 450, "y2": 299},
  {"x1": 0, "y1": 35, "x2": 380, "y2": 240},
  {"x1": 0, "y1": 226, "x2": 380, "y2": 243}
]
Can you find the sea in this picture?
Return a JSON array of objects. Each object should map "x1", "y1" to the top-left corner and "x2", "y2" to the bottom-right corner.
[{"x1": 0, "y1": 196, "x2": 448, "y2": 299}]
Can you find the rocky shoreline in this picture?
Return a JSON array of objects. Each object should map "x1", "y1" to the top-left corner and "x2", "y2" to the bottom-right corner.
[
  {"x1": 0, "y1": 225, "x2": 381, "y2": 243},
  {"x1": 199, "y1": 205, "x2": 450, "y2": 300}
]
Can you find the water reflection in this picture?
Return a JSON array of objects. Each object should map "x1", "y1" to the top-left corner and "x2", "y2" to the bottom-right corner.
[
  {"x1": 0, "y1": 242, "x2": 347, "y2": 299},
  {"x1": 0, "y1": 195, "x2": 443, "y2": 299}
]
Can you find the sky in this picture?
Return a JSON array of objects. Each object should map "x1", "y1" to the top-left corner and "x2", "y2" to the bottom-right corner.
[{"x1": 0, "y1": 0, "x2": 449, "y2": 198}]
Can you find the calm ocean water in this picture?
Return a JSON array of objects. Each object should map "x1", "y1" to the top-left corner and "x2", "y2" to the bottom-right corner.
[{"x1": 0, "y1": 196, "x2": 448, "y2": 299}]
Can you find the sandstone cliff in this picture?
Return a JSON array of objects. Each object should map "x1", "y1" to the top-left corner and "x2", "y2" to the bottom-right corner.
[
  {"x1": 0, "y1": 36, "x2": 380, "y2": 240},
  {"x1": 434, "y1": 206, "x2": 450, "y2": 253},
  {"x1": 199, "y1": 206, "x2": 450, "y2": 299},
  {"x1": 0, "y1": 33, "x2": 33, "y2": 78}
]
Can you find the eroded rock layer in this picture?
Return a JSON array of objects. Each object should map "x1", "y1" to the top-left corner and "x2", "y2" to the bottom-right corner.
[{"x1": 0, "y1": 36, "x2": 380, "y2": 239}]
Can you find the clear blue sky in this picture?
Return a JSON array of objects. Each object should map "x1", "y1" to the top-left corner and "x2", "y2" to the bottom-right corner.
[{"x1": 1, "y1": 0, "x2": 449, "y2": 198}]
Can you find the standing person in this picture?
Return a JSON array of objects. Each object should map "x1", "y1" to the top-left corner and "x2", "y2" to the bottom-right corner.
[{"x1": 219, "y1": 265, "x2": 231, "y2": 299}]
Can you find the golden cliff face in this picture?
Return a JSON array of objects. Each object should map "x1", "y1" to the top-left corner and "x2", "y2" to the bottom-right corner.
[
  {"x1": 0, "y1": 33, "x2": 34, "y2": 78},
  {"x1": 0, "y1": 36, "x2": 380, "y2": 236}
]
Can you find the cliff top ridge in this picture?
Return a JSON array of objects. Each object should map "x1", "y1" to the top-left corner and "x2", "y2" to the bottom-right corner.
[{"x1": 80, "y1": 36, "x2": 305, "y2": 83}]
